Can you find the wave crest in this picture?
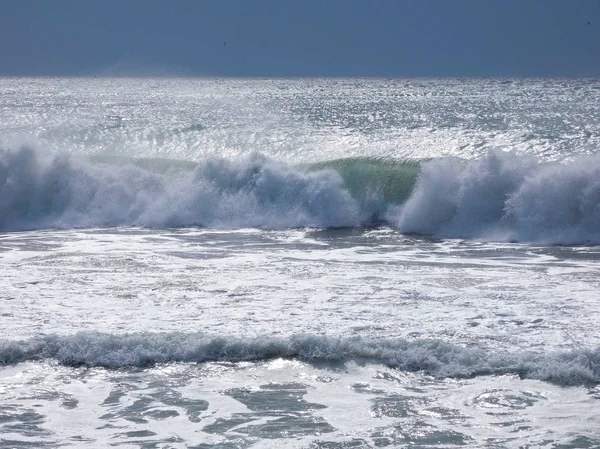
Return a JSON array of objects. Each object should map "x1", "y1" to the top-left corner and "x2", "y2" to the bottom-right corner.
[
  {"x1": 1, "y1": 332, "x2": 598, "y2": 386},
  {"x1": 0, "y1": 147, "x2": 362, "y2": 230},
  {"x1": 390, "y1": 150, "x2": 600, "y2": 243},
  {"x1": 3, "y1": 147, "x2": 600, "y2": 244}
]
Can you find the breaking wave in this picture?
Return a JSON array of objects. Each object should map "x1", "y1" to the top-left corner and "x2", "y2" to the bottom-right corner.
[
  {"x1": 0, "y1": 147, "x2": 363, "y2": 230},
  {"x1": 389, "y1": 150, "x2": 600, "y2": 244},
  {"x1": 2, "y1": 146, "x2": 600, "y2": 243},
  {"x1": 1, "y1": 332, "x2": 598, "y2": 386}
]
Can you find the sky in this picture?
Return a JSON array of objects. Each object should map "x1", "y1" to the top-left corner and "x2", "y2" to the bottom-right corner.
[{"x1": 0, "y1": 0, "x2": 599, "y2": 77}]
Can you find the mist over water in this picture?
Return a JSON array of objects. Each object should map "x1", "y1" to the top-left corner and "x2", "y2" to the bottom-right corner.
[{"x1": 1, "y1": 77, "x2": 600, "y2": 448}]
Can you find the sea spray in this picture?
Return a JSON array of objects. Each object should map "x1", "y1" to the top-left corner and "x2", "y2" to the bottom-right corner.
[
  {"x1": 3, "y1": 146, "x2": 600, "y2": 243},
  {"x1": 0, "y1": 147, "x2": 362, "y2": 230},
  {"x1": 391, "y1": 150, "x2": 600, "y2": 243}
]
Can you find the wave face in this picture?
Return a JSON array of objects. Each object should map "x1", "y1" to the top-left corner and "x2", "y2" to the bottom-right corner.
[
  {"x1": 1, "y1": 332, "x2": 598, "y2": 386},
  {"x1": 2, "y1": 147, "x2": 600, "y2": 243}
]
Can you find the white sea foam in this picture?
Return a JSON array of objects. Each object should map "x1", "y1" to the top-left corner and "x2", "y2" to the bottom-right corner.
[
  {"x1": 2, "y1": 79, "x2": 600, "y2": 448},
  {"x1": 391, "y1": 150, "x2": 600, "y2": 244},
  {"x1": 3, "y1": 147, "x2": 600, "y2": 243},
  {"x1": 0, "y1": 147, "x2": 362, "y2": 231},
  {"x1": 0, "y1": 332, "x2": 598, "y2": 386}
]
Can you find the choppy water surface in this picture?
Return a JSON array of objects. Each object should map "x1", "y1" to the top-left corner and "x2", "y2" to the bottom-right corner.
[{"x1": 1, "y1": 78, "x2": 600, "y2": 448}]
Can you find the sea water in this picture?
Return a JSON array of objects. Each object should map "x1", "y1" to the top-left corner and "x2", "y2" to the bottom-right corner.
[{"x1": 0, "y1": 78, "x2": 599, "y2": 448}]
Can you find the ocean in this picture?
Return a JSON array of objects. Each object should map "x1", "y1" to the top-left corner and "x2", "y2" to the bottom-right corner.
[{"x1": 0, "y1": 77, "x2": 599, "y2": 448}]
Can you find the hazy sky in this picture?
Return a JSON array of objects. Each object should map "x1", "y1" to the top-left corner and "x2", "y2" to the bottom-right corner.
[{"x1": 1, "y1": 0, "x2": 599, "y2": 77}]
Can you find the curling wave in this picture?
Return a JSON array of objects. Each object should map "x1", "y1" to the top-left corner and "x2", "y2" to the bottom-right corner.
[
  {"x1": 2, "y1": 147, "x2": 600, "y2": 243},
  {"x1": 0, "y1": 332, "x2": 598, "y2": 386}
]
